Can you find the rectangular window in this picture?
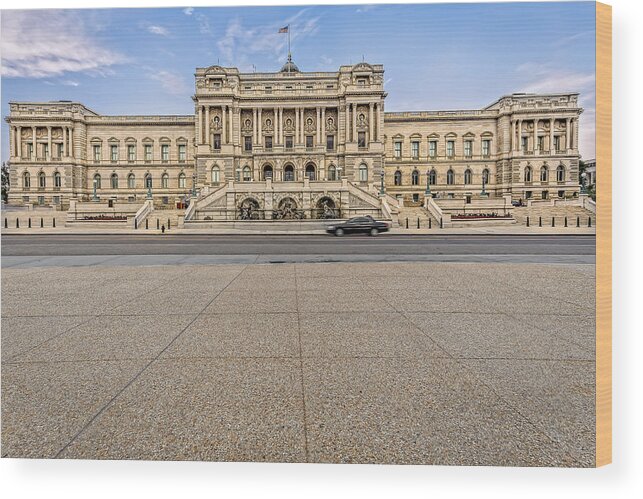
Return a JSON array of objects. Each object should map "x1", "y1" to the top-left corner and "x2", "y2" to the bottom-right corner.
[
  {"x1": 53, "y1": 196, "x2": 60, "y2": 205},
  {"x1": 554, "y1": 136, "x2": 561, "y2": 151},
  {"x1": 429, "y1": 140, "x2": 437, "y2": 158},
  {"x1": 244, "y1": 135, "x2": 252, "y2": 152},
  {"x1": 525, "y1": 190, "x2": 533, "y2": 199},
  {"x1": 38, "y1": 196, "x2": 45, "y2": 205},
  {"x1": 464, "y1": 140, "x2": 472, "y2": 158},
  {"x1": 446, "y1": 140, "x2": 455, "y2": 158},
  {"x1": 482, "y1": 139, "x2": 491, "y2": 156},
  {"x1": 537, "y1": 136, "x2": 544, "y2": 151},
  {"x1": 326, "y1": 135, "x2": 335, "y2": 151},
  {"x1": 558, "y1": 190, "x2": 565, "y2": 198},
  {"x1": 265, "y1": 136, "x2": 273, "y2": 150},
  {"x1": 306, "y1": 135, "x2": 314, "y2": 149},
  {"x1": 411, "y1": 141, "x2": 420, "y2": 159},
  {"x1": 394, "y1": 141, "x2": 402, "y2": 158},
  {"x1": 285, "y1": 136, "x2": 293, "y2": 149},
  {"x1": 93, "y1": 145, "x2": 101, "y2": 162},
  {"x1": 161, "y1": 144, "x2": 169, "y2": 161},
  {"x1": 27, "y1": 143, "x2": 34, "y2": 159},
  {"x1": 178, "y1": 144, "x2": 186, "y2": 161},
  {"x1": 22, "y1": 196, "x2": 30, "y2": 203},
  {"x1": 542, "y1": 190, "x2": 549, "y2": 199},
  {"x1": 127, "y1": 145, "x2": 136, "y2": 162},
  {"x1": 110, "y1": 145, "x2": 118, "y2": 162},
  {"x1": 144, "y1": 144, "x2": 152, "y2": 162},
  {"x1": 213, "y1": 134, "x2": 221, "y2": 150},
  {"x1": 56, "y1": 143, "x2": 63, "y2": 158},
  {"x1": 521, "y1": 137, "x2": 528, "y2": 153},
  {"x1": 43, "y1": 143, "x2": 49, "y2": 158},
  {"x1": 358, "y1": 132, "x2": 367, "y2": 148}
]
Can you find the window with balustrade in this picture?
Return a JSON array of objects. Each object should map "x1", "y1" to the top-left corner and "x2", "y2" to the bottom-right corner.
[
  {"x1": 464, "y1": 140, "x2": 472, "y2": 158},
  {"x1": 446, "y1": 140, "x2": 455, "y2": 158},
  {"x1": 411, "y1": 141, "x2": 420, "y2": 159},
  {"x1": 161, "y1": 144, "x2": 169, "y2": 162},
  {"x1": 110, "y1": 145, "x2": 118, "y2": 162},
  {"x1": 127, "y1": 145, "x2": 136, "y2": 162},
  {"x1": 482, "y1": 139, "x2": 491, "y2": 157},
  {"x1": 429, "y1": 140, "x2": 437, "y2": 158},
  {"x1": 394, "y1": 141, "x2": 402, "y2": 159}
]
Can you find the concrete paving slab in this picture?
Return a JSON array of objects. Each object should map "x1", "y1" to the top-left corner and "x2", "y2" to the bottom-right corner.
[
  {"x1": 161, "y1": 313, "x2": 300, "y2": 359},
  {"x1": 57, "y1": 358, "x2": 306, "y2": 462},
  {"x1": 203, "y1": 288, "x2": 298, "y2": 314},
  {"x1": 1, "y1": 359, "x2": 147, "y2": 458},
  {"x1": 297, "y1": 289, "x2": 395, "y2": 313}
]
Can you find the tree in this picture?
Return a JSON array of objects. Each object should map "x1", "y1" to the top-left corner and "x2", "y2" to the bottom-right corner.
[{"x1": 1, "y1": 162, "x2": 9, "y2": 203}]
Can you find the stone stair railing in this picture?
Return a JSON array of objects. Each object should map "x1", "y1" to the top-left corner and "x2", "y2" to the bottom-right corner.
[{"x1": 132, "y1": 199, "x2": 153, "y2": 229}]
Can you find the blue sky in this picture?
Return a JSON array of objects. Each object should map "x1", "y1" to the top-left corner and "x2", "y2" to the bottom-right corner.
[{"x1": 1, "y1": 2, "x2": 596, "y2": 162}]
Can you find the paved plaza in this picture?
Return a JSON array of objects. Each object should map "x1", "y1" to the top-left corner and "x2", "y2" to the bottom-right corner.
[{"x1": 1, "y1": 261, "x2": 595, "y2": 466}]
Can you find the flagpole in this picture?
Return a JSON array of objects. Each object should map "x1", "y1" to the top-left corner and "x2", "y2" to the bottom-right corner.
[{"x1": 288, "y1": 24, "x2": 291, "y2": 74}]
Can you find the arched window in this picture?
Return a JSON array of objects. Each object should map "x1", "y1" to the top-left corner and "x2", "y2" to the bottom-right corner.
[
  {"x1": 464, "y1": 169, "x2": 472, "y2": 185},
  {"x1": 411, "y1": 169, "x2": 419, "y2": 185},
  {"x1": 178, "y1": 172, "x2": 186, "y2": 188},
  {"x1": 359, "y1": 163, "x2": 368, "y2": 182},
  {"x1": 328, "y1": 164, "x2": 337, "y2": 181},
  {"x1": 429, "y1": 169, "x2": 437, "y2": 185},
  {"x1": 242, "y1": 166, "x2": 251, "y2": 182},
  {"x1": 38, "y1": 171, "x2": 46, "y2": 188},
  {"x1": 93, "y1": 173, "x2": 102, "y2": 189},
  {"x1": 305, "y1": 163, "x2": 316, "y2": 181},
  {"x1": 127, "y1": 173, "x2": 135, "y2": 189},
  {"x1": 447, "y1": 169, "x2": 455, "y2": 185},
  {"x1": 23, "y1": 171, "x2": 31, "y2": 188},
  {"x1": 482, "y1": 168, "x2": 490, "y2": 185},
  {"x1": 524, "y1": 166, "x2": 532, "y2": 182},
  {"x1": 145, "y1": 173, "x2": 153, "y2": 189},
  {"x1": 556, "y1": 165, "x2": 565, "y2": 182},
  {"x1": 54, "y1": 171, "x2": 62, "y2": 188},
  {"x1": 263, "y1": 164, "x2": 273, "y2": 181},
  {"x1": 284, "y1": 164, "x2": 295, "y2": 182},
  {"x1": 161, "y1": 173, "x2": 169, "y2": 189},
  {"x1": 394, "y1": 170, "x2": 402, "y2": 186},
  {"x1": 211, "y1": 166, "x2": 220, "y2": 184},
  {"x1": 110, "y1": 173, "x2": 118, "y2": 189},
  {"x1": 540, "y1": 166, "x2": 548, "y2": 182}
]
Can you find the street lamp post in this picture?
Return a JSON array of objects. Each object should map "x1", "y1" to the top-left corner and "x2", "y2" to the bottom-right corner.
[
  {"x1": 192, "y1": 173, "x2": 197, "y2": 197},
  {"x1": 146, "y1": 177, "x2": 152, "y2": 199},
  {"x1": 92, "y1": 179, "x2": 98, "y2": 201},
  {"x1": 424, "y1": 170, "x2": 431, "y2": 197},
  {"x1": 481, "y1": 174, "x2": 488, "y2": 197},
  {"x1": 236, "y1": 167, "x2": 241, "y2": 182},
  {"x1": 380, "y1": 167, "x2": 385, "y2": 195}
]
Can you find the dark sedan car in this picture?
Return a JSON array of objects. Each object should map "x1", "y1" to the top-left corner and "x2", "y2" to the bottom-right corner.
[{"x1": 326, "y1": 216, "x2": 390, "y2": 236}]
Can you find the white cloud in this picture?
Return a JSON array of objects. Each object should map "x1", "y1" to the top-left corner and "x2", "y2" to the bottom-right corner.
[
  {"x1": 356, "y1": 5, "x2": 376, "y2": 14},
  {"x1": 147, "y1": 25, "x2": 169, "y2": 36},
  {"x1": 1, "y1": 10, "x2": 126, "y2": 78},
  {"x1": 183, "y1": 7, "x2": 194, "y2": 16},
  {"x1": 216, "y1": 10, "x2": 320, "y2": 68},
  {"x1": 148, "y1": 69, "x2": 190, "y2": 96},
  {"x1": 196, "y1": 13, "x2": 212, "y2": 35},
  {"x1": 61, "y1": 80, "x2": 80, "y2": 87}
]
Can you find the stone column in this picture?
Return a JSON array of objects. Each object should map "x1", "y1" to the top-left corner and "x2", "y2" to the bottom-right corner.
[
  {"x1": 32, "y1": 126, "x2": 36, "y2": 159},
  {"x1": 300, "y1": 108, "x2": 305, "y2": 143},
  {"x1": 69, "y1": 126, "x2": 74, "y2": 158},
  {"x1": 47, "y1": 126, "x2": 52, "y2": 160},
  {"x1": 549, "y1": 117, "x2": 555, "y2": 153},
  {"x1": 321, "y1": 107, "x2": 326, "y2": 145},
  {"x1": 258, "y1": 108, "x2": 262, "y2": 147},
  {"x1": 566, "y1": 117, "x2": 571, "y2": 151},
  {"x1": 316, "y1": 107, "x2": 321, "y2": 144},
  {"x1": 197, "y1": 106, "x2": 203, "y2": 144},
  {"x1": 533, "y1": 119, "x2": 538, "y2": 153},
  {"x1": 295, "y1": 107, "x2": 300, "y2": 145},
  {"x1": 228, "y1": 105, "x2": 233, "y2": 145},
  {"x1": 278, "y1": 108, "x2": 283, "y2": 145},
  {"x1": 345, "y1": 104, "x2": 351, "y2": 142},
  {"x1": 518, "y1": 119, "x2": 523, "y2": 152},
  {"x1": 274, "y1": 108, "x2": 278, "y2": 144},
  {"x1": 352, "y1": 105, "x2": 357, "y2": 144},
  {"x1": 221, "y1": 106, "x2": 227, "y2": 144},
  {"x1": 375, "y1": 103, "x2": 381, "y2": 141},
  {"x1": 369, "y1": 103, "x2": 374, "y2": 142},
  {"x1": 205, "y1": 105, "x2": 210, "y2": 146}
]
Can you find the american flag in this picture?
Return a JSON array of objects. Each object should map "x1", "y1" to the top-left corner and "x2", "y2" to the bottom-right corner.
[{"x1": 278, "y1": 26, "x2": 289, "y2": 33}]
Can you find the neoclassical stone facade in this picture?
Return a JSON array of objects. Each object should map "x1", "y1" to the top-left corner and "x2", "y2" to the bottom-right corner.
[{"x1": 4, "y1": 59, "x2": 582, "y2": 214}]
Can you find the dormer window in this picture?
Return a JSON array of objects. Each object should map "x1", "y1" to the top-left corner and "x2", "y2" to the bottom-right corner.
[{"x1": 357, "y1": 78, "x2": 367, "y2": 85}]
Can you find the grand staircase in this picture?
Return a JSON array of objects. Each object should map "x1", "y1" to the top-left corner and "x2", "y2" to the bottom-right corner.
[
  {"x1": 395, "y1": 206, "x2": 437, "y2": 228},
  {"x1": 513, "y1": 204, "x2": 594, "y2": 225}
]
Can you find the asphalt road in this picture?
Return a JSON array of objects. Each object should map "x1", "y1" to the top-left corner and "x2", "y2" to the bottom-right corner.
[{"x1": 1, "y1": 234, "x2": 595, "y2": 267}]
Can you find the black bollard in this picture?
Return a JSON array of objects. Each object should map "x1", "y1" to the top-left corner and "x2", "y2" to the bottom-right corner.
[
  {"x1": 405, "y1": 217, "x2": 408, "y2": 229},
  {"x1": 526, "y1": 216, "x2": 530, "y2": 227},
  {"x1": 588, "y1": 217, "x2": 592, "y2": 227},
  {"x1": 145, "y1": 219, "x2": 149, "y2": 230},
  {"x1": 417, "y1": 217, "x2": 420, "y2": 229},
  {"x1": 134, "y1": 219, "x2": 137, "y2": 229},
  {"x1": 440, "y1": 217, "x2": 443, "y2": 229},
  {"x1": 16, "y1": 218, "x2": 19, "y2": 228},
  {"x1": 28, "y1": 218, "x2": 31, "y2": 228},
  {"x1": 157, "y1": 218, "x2": 160, "y2": 229},
  {"x1": 4, "y1": 218, "x2": 7, "y2": 229},
  {"x1": 577, "y1": 216, "x2": 580, "y2": 227},
  {"x1": 53, "y1": 218, "x2": 56, "y2": 228},
  {"x1": 40, "y1": 217, "x2": 44, "y2": 228},
  {"x1": 539, "y1": 216, "x2": 542, "y2": 227},
  {"x1": 161, "y1": 224, "x2": 165, "y2": 234},
  {"x1": 168, "y1": 218, "x2": 170, "y2": 229},
  {"x1": 551, "y1": 217, "x2": 555, "y2": 227},
  {"x1": 564, "y1": 217, "x2": 568, "y2": 227},
  {"x1": 429, "y1": 218, "x2": 432, "y2": 229}
]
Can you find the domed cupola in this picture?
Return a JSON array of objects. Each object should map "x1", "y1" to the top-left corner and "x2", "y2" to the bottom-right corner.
[{"x1": 280, "y1": 53, "x2": 300, "y2": 73}]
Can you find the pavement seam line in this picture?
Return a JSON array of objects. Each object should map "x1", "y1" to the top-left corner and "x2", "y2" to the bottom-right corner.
[
  {"x1": 293, "y1": 263, "x2": 311, "y2": 463},
  {"x1": 53, "y1": 264, "x2": 249, "y2": 459}
]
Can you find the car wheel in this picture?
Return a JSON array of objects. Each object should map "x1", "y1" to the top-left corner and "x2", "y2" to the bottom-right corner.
[
  {"x1": 335, "y1": 228, "x2": 344, "y2": 237},
  {"x1": 370, "y1": 228, "x2": 379, "y2": 236}
]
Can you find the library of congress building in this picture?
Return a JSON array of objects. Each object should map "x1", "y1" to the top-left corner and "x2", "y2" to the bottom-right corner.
[{"x1": 4, "y1": 57, "x2": 583, "y2": 219}]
